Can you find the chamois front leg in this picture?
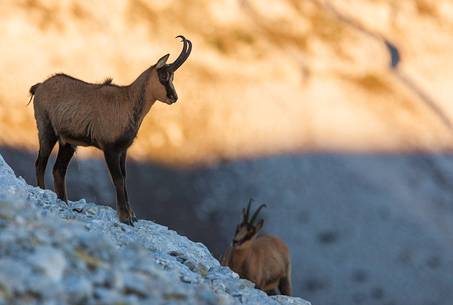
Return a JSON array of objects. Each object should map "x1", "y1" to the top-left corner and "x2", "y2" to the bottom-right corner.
[
  {"x1": 120, "y1": 150, "x2": 137, "y2": 223},
  {"x1": 104, "y1": 149, "x2": 134, "y2": 226},
  {"x1": 53, "y1": 143, "x2": 76, "y2": 202}
]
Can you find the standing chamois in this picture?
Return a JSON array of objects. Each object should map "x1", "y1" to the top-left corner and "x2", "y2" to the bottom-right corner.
[
  {"x1": 222, "y1": 200, "x2": 292, "y2": 296},
  {"x1": 29, "y1": 36, "x2": 192, "y2": 225}
]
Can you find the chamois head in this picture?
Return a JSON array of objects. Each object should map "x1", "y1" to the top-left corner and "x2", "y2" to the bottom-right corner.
[
  {"x1": 233, "y1": 199, "x2": 267, "y2": 247},
  {"x1": 151, "y1": 35, "x2": 192, "y2": 105}
]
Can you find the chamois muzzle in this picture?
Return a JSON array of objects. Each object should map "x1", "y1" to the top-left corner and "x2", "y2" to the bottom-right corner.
[
  {"x1": 168, "y1": 35, "x2": 192, "y2": 72},
  {"x1": 167, "y1": 90, "x2": 178, "y2": 104}
]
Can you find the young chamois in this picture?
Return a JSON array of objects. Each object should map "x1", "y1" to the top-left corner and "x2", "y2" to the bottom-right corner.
[
  {"x1": 222, "y1": 200, "x2": 292, "y2": 295},
  {"x1": 29, "y1": 36, "x2": 192, "y2": 226}
]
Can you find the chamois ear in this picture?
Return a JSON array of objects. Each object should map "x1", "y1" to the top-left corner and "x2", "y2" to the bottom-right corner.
[
  {"x1": 255, "y1": 219, "x2": 264, "y2": 232},
  {"x1": 156, "y1": 54, "x2": 170, "y2": 69}
]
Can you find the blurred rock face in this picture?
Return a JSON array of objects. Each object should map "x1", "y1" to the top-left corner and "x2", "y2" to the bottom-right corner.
[
  {"x1": 1, "y1": 0, "x2": 453, "y2": 165},
  {"x1": 2, "y1": 1, "x2": 453, "y2": 305}
]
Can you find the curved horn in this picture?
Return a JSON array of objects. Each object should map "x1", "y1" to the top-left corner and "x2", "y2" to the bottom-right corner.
[
  {"x1": 243, "y1": 198, "x2": 253, "y2": 223},
  {"x1": 168, "y1": 35, "x2": 192, "y2": 71},
  {"x1": 250, "y1": 204, "x2": 267, "y2": 224}
]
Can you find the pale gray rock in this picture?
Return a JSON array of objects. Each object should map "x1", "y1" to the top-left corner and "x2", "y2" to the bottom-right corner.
[
  {"x1": 272, "y1": 295, "x2": 312, "y2": 305},
  {"x1": 28, "y1": 245, "x2": 66, "y2": 282},
  {"x1": 63, "y1": 275, "x2": 93, "y2": 304},
  {"x1": 0, "y1": 153, "x2": 311, "y2": 305}
]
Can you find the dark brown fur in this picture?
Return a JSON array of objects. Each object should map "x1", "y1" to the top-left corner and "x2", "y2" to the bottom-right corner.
[
  {"x1": 221, "y1": 201, "x2": 292, "y2": 295},
  {"x1": 29, "y1": 37, "x2": 191, "y2": 225}
]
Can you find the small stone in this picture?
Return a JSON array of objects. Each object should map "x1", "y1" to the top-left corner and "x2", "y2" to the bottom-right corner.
[
  {"x1": 73, "y1": 207, "x2": 84, "y2": 213},
  {"x1": 162, "y1": 292, "x2": 188, "y2": 301},
  {"x1": 85, "y1": 208, "x2": 97, "y2": 217},
  {"x1": 0, "y1": 258, "x2": 31, "y2": 296},
  {"x1": 28, "y1": 246, "x2": 66, "y2": 282},
  {"x1": 0, "y1": 201, "x2": 17, "y2": 221},
  {"x1": 184, "y1": 260, "x2": 196, "y2": 271},
  {"x1": 122, "y1": 272, "x2": 149, "y2": 298},
  {"x1": 28, "y1": 276, "x2": 64, "y2": 300},
  {"x1": 272, "y1": 295, "x2": 312, "y2": 305},
  {"x1": 180, "y1": 275, "x2": 192, "y2": 283},
  {"x1": 63, "y1": 275, "x2": 93, "y2": 303},
  {"x1": 169, "y1": 250, "x2": 184, "y2": 257},
  {"x1": 94, "y1": 287, "x2": 125, "y2": 305},
  {"x1": 106, "y1": 269, "x2": 124, "y2": 289},
  {"x1": 198, "y1": 263, "x2": 209, "y2": 277}
]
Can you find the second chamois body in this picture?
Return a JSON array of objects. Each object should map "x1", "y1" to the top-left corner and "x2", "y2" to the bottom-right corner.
[
  {"x1": 29, "y1": 36, "x2": 192, "y2": 225},
  {"x1": 222, "y1": 200, "x2": 292, "y2": 295}
]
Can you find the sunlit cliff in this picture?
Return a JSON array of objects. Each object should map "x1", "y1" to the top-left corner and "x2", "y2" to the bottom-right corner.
[{"x1": 1, "y1": 0, "x2": 453, "y2": 166}]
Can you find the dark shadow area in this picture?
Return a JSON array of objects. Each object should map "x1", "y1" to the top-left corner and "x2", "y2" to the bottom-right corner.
[
  {"x1": 383, "y1": 39, "x2": 400, "y2": 69},
  {"x1": 0, "y1": 146, "x2": 227, "y2": 258},
  {"x1": 2, "y1": 145, "x2": 453, "y2": 305}
]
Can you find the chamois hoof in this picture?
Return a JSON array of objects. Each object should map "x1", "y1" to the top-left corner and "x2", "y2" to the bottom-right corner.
[
  {"x1": 131, "y1": 211, "x2": 138, "y2": 223},
  {"x1": 127, "y1": 208, "x2": 138, "y2": 223},
  {"x1": 120, "y1": 217, "x2": 135, "y2": 227},
  {"x1": 119, "y1": 212, "x2": 135, "y2": 226}
]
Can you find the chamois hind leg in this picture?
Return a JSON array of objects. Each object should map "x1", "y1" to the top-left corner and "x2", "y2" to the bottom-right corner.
[
  {"x1": 35, "y1": 126, "x2": 57, "y2": 189},
  {"x1": 104, "y1": 149, "x2": 134, "y2": 226},
  {"x1": 120, "y1": 150, "x2": 137, "y2": 223},
  {"x1": 53, "y1": 143, "x2": 76, "y2": 202},
  {"x1": 278, "y1": 276, "x2": 292, "y2": 296}
]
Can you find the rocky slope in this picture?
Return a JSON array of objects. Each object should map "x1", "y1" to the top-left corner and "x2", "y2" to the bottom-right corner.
[{"x1": 0, "y1": 153, "x2": 310, "y2": 305}]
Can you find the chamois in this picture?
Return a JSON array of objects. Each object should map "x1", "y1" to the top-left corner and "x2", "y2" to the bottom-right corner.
[
  {"x1": 29, "y1": 36, "x2": 192, "y2": 226},
  {"x1": 222, "y1": 200, "x2": 292, "y2": 296}
]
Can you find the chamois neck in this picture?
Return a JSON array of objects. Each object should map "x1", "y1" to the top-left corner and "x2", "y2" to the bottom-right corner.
[
  {"x1": 128, "y1": 67, "x2": 155, "y2": 103},
  {"x1": 125, "y1": 67, "x2": 157, "y2": 131}
]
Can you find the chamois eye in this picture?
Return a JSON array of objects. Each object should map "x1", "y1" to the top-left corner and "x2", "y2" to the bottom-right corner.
[{"x1": 159, "y1": 71, "x2": 169, "y2": 81}]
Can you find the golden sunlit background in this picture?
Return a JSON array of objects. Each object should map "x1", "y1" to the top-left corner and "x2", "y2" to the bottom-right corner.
[{"x1": 2, "y1": 0, "x2": 453, "y2": 304}]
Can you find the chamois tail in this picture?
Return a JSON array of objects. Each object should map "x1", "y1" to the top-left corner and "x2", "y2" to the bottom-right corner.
[{"x1": 27, "y1": 83, "x2": 41, "y2": 105}]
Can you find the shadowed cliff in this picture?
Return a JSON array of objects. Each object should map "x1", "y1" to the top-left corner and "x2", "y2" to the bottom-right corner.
[{"x1": 3, "y1": 146, "x2": 453, "y2": 305}]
